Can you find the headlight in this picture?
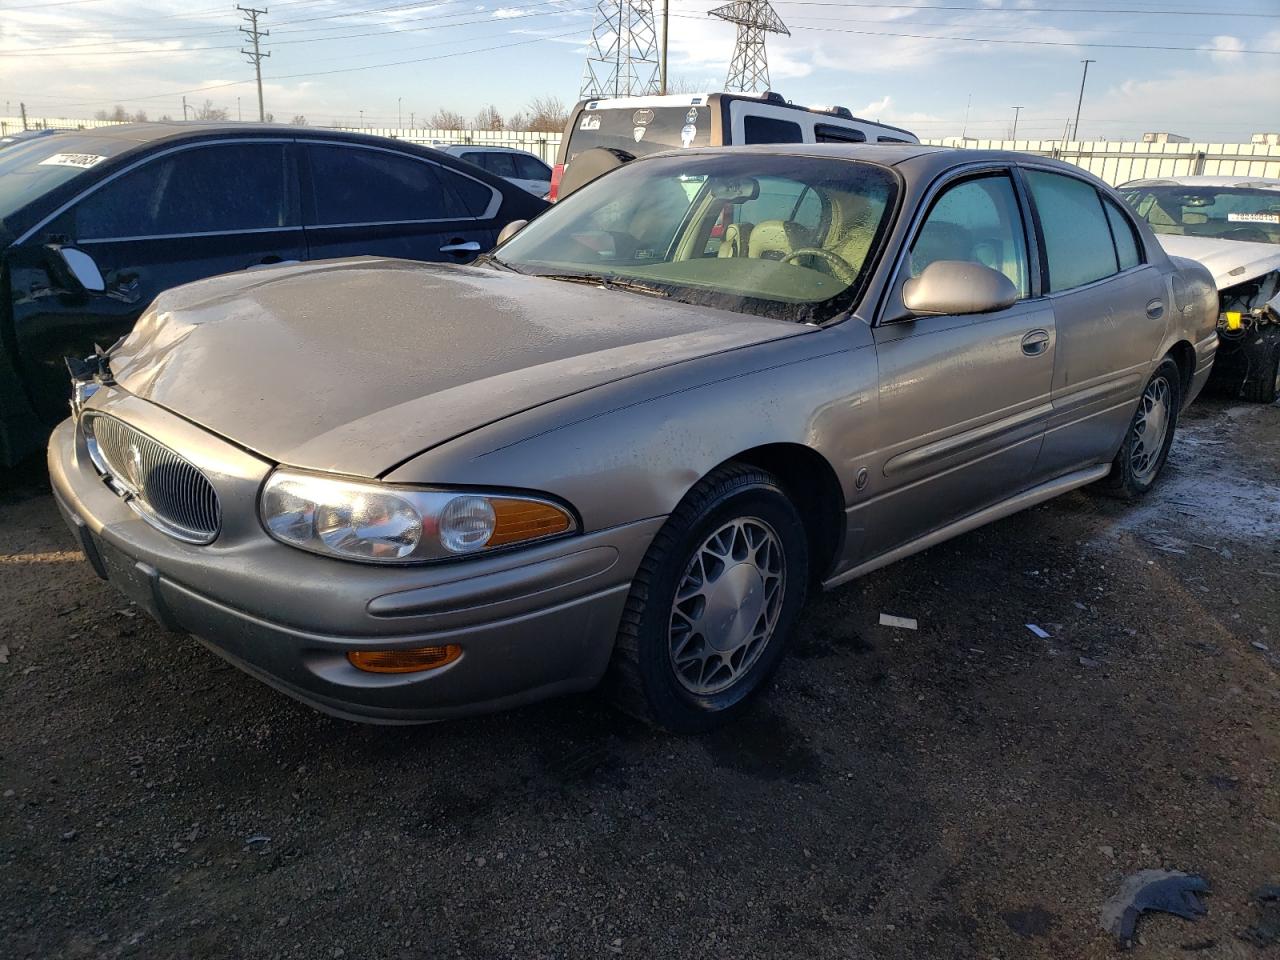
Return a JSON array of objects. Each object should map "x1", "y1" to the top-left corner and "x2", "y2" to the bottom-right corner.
[{"x1": 260, "y1": 470, "x2": 576, "y2": 563}]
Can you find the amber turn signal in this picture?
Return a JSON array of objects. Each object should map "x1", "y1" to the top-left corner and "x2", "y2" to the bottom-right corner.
[
  {"x1": 488, "y1": 498, "x2": 573, "y2": 547},
  {"x1": 347, "y1": 644, "x2": 462, "y2": 674}
]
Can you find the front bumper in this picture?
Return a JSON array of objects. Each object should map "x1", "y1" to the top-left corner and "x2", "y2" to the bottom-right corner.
[{"x1": 47, "y1": 401, "x2": 662, "y2": 723}]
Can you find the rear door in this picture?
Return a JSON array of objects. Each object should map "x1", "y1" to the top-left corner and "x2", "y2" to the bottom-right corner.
[
  {"x1": 1021, "y1": 167, "x2": 1168, "y2": 475},
  {"x1": 8, "y1": 137, "x2": 303, "y2": 421},
  {"x1": 300, "y1": 140, "x2": 499, "y2": 264},
  {"x1": 511, "y1": 152, "x2": 552, "y2": 196},
  {"x1": 865, "y1": 168, "x2": 1056, "y2": 556}
]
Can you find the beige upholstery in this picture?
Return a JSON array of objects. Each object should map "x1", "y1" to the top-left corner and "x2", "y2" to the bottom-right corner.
[
  {"x1": 748, "y1": 220, "x2": 811, "y2": 260},
  {"x1": 718, "y1": 222, "x2": 753, "y2": 258}
]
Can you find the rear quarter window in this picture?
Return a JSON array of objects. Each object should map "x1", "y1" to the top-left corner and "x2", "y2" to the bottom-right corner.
[{"x1": 743, "y1": 115, "x2": 804, "y2": 145}]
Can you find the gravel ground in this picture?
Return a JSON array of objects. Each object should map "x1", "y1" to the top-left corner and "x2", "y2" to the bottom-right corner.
[{"x1": 1, "y1": 396, "x2": 1277, "y2": 960}]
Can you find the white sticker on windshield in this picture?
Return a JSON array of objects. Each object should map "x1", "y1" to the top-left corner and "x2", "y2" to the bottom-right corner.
[
  {"x1": 1228, "y1": 211, "x2": 1280, "y2": 224},
  {"x1": 37, "y1": 153, "x2": 106, "y2": 169},
  {"x1": 680, "y1": 123, "x2": 697, "y2": 147},
  {"x1": 579, "y1": 115, "x2": 601, "y2": 131},
  {"x1": 632, "y1": 126, "x2": 646, "y2": 143}
]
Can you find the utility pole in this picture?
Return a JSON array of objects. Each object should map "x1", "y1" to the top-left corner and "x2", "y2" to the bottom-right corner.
[
  {"x1": 960, "y1": 92, "x2": 971, "y2": 140},
  {"x1": 182, "y1": 95, "x2": 188, "y2": 120},
  {"x1": 20, "y1": 101, "x2": 28, "y2": 131},
  {"x1": 237, "y1": 5, "x2": 270, "y2": 123},
  {"x1": 409, "y1": 111, "x2": 415, "y2": 129},
  {"x1": 398, "y1": 97, "x2": 402, "y2": 129},
  {"x1": 1010, "y1": 105, "x2": 1023, "y2": 140},
  {"x1": 238, "y1": 97, "x2": 242, "y2": 121},
  {"x1": 660, "y1": 0, "x2": 669, "y2": 94},
  {"x1": 1072, "y1": 59, "x2": 1095, "y2": 142}
]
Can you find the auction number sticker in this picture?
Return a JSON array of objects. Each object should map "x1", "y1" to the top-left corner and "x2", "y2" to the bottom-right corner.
[
  {"x1": 579, "y1": 115, "x2": 601, "y2": 131},
  {"x1": 1228, "y1": 211, "x2": 1280, "y2": 224},
  {"x1": 38, "y1": 153, "x2": 106, "y2": 169}
]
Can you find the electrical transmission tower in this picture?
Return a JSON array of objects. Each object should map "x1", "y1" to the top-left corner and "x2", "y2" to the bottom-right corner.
[
  {"x1": 237, "y1": 5, "x2": 270, "y2": 122},
  {"x1": 708, "y1": 0, "x2": 789, "y2": 93},
  {"x1": 580, "y1": 0, "x2": 661, "y2": 99}
]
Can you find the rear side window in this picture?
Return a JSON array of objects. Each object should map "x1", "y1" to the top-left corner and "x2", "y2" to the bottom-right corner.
[
  {"x1": 307, "y1": 144, "x2": 467, "y2": 224},
  {"x1": 1026, "y1": 170, "x2": 1119, "y2": 291},
  {"x1": 743, "y1": 115, "x2": 804, "y2": 145},
  {"x1": 513, "y1": 154, "x2": 551, "y2": 180},
  {"x1": 437, "y1": 165, "x2": 495, "y2": 218},
  {"x1": 815, "y1": 123, "x2": 866, "y2": 144},
  {"x1": 75, "y1": 142, "x2": 293, "y2": 239},
  {"x1": 1104, "y1": 197, "x2": 1142, "y2": 270}
]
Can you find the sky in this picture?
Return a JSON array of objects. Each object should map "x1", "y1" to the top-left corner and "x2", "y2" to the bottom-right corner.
[{"x1": 1, "y1": 0, "x2": 1278, "y2": 141}]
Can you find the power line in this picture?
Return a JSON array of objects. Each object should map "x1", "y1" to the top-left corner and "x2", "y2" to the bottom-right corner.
[{"x1": 769, "y1": 0, "x2": 1278, "y2": 17}]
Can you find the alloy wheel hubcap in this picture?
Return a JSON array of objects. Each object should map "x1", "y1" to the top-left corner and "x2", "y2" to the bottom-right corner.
[
  {"x1": 668, "y1": 517, "x2": 785, "y2": 696},
  {"x1": 1130, "y1": 375, "x2": 1172, "y2": 483}
]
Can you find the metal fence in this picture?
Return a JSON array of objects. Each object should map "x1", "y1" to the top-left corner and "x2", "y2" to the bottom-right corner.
[
  {"x1": 335, "y1": 128, "x2": 563, "y2": 163},
  {"x1": 922, "y1": 139, "x2": 1280, "y2": 185}
]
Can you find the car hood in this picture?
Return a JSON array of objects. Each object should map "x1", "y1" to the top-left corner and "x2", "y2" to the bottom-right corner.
[
  {"x1": 1156, "y1": 234, "x2": 1280, "y2": 288},
  {"x1": 109, "y1": 257, "x2": 807, "y2": 477}
]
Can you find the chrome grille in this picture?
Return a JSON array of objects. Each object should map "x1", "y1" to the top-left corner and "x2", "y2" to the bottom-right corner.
[{"x1": 83, "y1": 413, "x2": 221, "y2": 544}]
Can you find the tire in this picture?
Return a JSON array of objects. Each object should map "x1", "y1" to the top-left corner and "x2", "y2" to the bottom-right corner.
[
  {"x1": 1096, "y1": 357, "x2": 1183, "y2": 500},
  {"x1": 606, "y1": 462, "x2": 809, "y2": 733},
  {"x1": 1241, "y1": 339, "x2": 1280, "y2": 405}
]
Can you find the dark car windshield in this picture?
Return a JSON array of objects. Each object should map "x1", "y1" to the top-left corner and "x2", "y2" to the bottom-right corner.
[
  {"x1": 565, "y1": 105, "x2": 714, "y2": 162},
  {"x1": 496, "y1": 153, "x2": 898, "y2": 322},
  {"x1": 0, "y1": 133, "x2": 129, "y2": 233},
  {"x1": 1121, "y1": 184, "x2": 1280, "y2": 245}
]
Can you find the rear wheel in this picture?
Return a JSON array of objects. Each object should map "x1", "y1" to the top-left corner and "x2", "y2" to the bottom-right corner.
[
  {"x1": 1097, "y1": 357, "x2": 1182, "y2": 499},
  {"x1": 606, "y1": 463, "x2": 809, "y2": 733}
]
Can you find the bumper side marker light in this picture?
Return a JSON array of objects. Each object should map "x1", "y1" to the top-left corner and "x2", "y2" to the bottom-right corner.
[{"x1": 347, "y1": 644, "x2": 462, "y2": 674}]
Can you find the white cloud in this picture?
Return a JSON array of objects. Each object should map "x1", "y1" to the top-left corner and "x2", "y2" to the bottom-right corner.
[{"x1": 1205, "y1": 35, "x2": 1245, "y2": 64}]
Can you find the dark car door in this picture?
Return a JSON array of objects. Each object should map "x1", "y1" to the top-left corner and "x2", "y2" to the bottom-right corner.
[
  {"x1": 8, "y1": 137, "x2": 304, "y2": 421},
  {"x1": 300, "y1": 141, "x2": 499, "y2": 263}
]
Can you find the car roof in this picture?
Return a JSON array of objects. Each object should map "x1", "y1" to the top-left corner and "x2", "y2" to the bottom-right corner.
[
  {"x1": 666, "y1": 142, "x2": 1088, "y2": 176},
  {"x1": 444, "y1": 144, "x2": 541, "y2": 156},
  {"x1": 41, "y1": 122, "x2": 445, "y2": 151},
  {"x1": 1121, "y1": 175, "x2": 1280, "y2": 190}
]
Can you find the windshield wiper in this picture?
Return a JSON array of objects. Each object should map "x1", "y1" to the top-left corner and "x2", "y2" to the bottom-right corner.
[
  {"x1": 475, "y1": 253, "x2": 525, "y2": 274},
  {"x1": 537, "y1": 272, "x2": 671, "y2": 298}
]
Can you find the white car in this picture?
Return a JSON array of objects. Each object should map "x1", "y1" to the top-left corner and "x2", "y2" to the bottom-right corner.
[
  {"x1": 442, "y1": 145, "x2": 552, "y2": 197},
  {"x1": 1121, "y1": 176, "x2": 1280, "y2": 402}
]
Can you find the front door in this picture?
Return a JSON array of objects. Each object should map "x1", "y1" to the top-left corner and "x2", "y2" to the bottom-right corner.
[
  {"x1": 9, "y1": 138, "x2": 304, "y2": 421},
  {"x1": 863, "y1": 170, "x2": 1056, "y2": 558},
  {"x1": 301, "y1": 142, "x2": 496, "y2": 264}
]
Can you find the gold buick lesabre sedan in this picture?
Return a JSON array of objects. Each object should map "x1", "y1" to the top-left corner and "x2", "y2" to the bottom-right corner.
[{"x1": 49, "y1": 145, "x2": 1218, "y2": 731}]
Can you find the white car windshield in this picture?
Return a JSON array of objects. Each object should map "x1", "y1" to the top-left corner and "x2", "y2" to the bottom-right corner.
[
  {"x1": 494, "y1": 153, "x2": 898, "y2": 322},
  {"x1": 1122, "y1": 184, "x2": 1280, "y2": 245}
]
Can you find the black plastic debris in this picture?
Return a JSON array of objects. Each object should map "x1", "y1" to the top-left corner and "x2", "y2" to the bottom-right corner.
[
  {"x1": 1099, "y1": 869, "x2": 1209, "y2": 948},
  {"x1": 1239, "y1": 884, "x2": 1280, "y2": 948}
]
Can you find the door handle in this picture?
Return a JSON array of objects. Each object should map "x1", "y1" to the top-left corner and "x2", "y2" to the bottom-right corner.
[
  {"x1": 439, "y1": 240, "x2": 481, "y2": 254},
  {"x1": 1020, "y1": 329, "x2": 1051, "y2": 357},
  {"x1": 1146, "y1": 298, "x2": 1165, "y2": 320}
]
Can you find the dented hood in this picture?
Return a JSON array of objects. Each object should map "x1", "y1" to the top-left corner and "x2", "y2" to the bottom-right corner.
[
  {"x1": 109, "y1": 257, "x2": 805, "y2": 477},
  {"x1": 1156, "y1": 234, "x2": 1280, "y2": 288}
]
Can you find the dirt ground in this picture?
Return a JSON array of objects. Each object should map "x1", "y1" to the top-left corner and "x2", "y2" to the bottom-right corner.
[{"x1": 1, "y1": 396, "x2": 1277, "y2": 960}]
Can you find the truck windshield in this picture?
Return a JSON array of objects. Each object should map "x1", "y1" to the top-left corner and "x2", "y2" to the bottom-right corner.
[
  {"x1": 495, "y1": 153, "x2": 898, "y2": 323},
  {"x1": 565, "y1": 104, "x2": 713, "y2": 162},
  {"x1": 0, "y1": 133, "x2": 126, "y2": 233},
  {"x1": 1121, "y1": 184, "x2": 1280, "y2": 245}
]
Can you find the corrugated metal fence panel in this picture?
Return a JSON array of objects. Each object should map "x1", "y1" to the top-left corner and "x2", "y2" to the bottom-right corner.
[
  {"x1": 923, "y1": 138, "x2": 1280, "y2": 184},
  {"x1": 0, "y1": 116, "x2": 128, "y2": 134},
  {"x1": 335, "y1": 128, "x2": 564, "y2": 163}
]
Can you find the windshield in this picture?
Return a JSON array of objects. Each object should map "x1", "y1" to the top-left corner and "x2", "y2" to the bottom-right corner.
[
  {"x1": 496, "y1": 153, "x2": 898, "y2": 322},
  {"x1": 1121, "y1": 184, "x2": 1280, "y2": 245},
  {"x1": 0, "y1": 132, "x2": 127, "y2": 232},
  {"x1": 566, "y1": 105, "x2": 714, "y2": 162}
]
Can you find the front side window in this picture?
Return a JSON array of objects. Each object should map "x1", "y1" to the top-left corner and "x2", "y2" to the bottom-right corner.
[
  {"x1": 475, "y1": 152, "x2": 517, "y2": 178},
  {"x1": 910, "y1": 174, "x2": 1030, "y2": 298},
  {"x1": 514, "y1": 154, "x2": 551, "y2": 180},
  {"x1": 1026, "y1": 169, "x2": 1118, "y2": 291},
  {"x1": 494, "y1": 154, "x2": 898, "y2": 323},
  {"x1": 75, "y1": 142, "x2": 292, "y2": 240},
  {"x1": 1121, "y1": 184, "x2": 1280, "y2": 245},
  {"x1": 307, "y1": 144, "x2": 466, "y2": 225},
  {"x1": 815, "y1": 124, "x2": 866, "y2": 144}
]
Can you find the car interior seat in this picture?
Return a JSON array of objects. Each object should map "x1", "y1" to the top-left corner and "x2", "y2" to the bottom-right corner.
[
  {"x1": 718, "y1": 222, "x2": 754, "y2": 258},
  {"x1": 748, "y1": 220, "x2": 812, "y2": 260}
]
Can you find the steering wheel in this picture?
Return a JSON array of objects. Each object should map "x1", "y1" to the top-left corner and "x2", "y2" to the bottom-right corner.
[{"x1": 781, "y1": 248, "x2": 859, "y2": 285}]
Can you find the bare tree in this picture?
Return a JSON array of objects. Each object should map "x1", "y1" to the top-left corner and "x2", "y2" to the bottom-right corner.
[
  {"x1": 506, "y1": 111, "x2": 528, "y2": 132},
  {"x1": 290, "y1": 115, "x2": 308, "y2": 126},
  {"x1": 132, "y1": 109, "x2": 148, "y2": 123},
  {"x1": 95, "y1": 105, "x2": 131, "y2": 122},
  {"x1": 474, "y1": 104, "x2": 504, "y2": 131},
  {"x1": 194, "y1": 99, "x2": 229, "y2": 121},
  {"x1": 523, "y1": 95, "x2": 568, "y2": 133},
  {"x1": 665, "y1": 76, "x2": 718, "y2": 94},
  {"x1": 430, "y1": 108, "x2": 467, "y2": 129}
]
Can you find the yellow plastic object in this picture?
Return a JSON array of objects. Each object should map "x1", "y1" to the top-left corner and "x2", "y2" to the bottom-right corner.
[
  {"x1": 1224, "y1": 311, "x2": 1243, "y2": 331},
  {"x1": 487, "y1": 498, "x2": 573, "y2": 547},
  {"x1": 347, "y1": 644, "x2": 462, "y2": 674}
]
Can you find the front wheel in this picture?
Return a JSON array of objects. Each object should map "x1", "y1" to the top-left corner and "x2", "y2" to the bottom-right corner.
[
  {"x1": 1241, "y1": 338, "x2": 1280, "y2": 404},
  {"x1": 606, "y1": 463, "x2": 809, "y2": 733},
  {"x1": 1096, "y1": 356, "x2": 1183, "y2": 499}
]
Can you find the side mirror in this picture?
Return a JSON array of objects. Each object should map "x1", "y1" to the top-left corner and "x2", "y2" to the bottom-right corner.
[
  {"x1": 496, "y1": 219, "x2": 527, "y2": 247},
  {"x1": 47, "y1": 245, "x2": 106, "y2": 294},
  {"x1": 901, "y1": 260, "x2": 1018, "y2": 317}
]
